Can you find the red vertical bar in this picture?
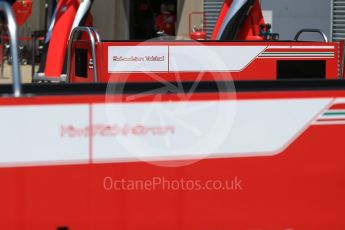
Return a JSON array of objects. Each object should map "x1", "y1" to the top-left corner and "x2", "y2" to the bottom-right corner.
[
  {"x1": 211, "y1": 0, "x2": 233, "y2": 40},
  {"x1": 44, "y1": 0, "x2": 80, "y2": 79},
  {"x1": 341, "y1": 40, "x2": 345, "y2": 79}
]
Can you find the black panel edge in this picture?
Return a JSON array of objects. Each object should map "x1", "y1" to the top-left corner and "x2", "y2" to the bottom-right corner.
[{"x1": 1, "y1": 80, "x2": 345, "y2": 96}]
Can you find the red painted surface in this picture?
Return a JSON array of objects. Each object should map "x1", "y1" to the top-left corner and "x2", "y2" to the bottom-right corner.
[
  {"x1": 211, "y1": 0, "x2": 265, "y2": 40},
  {"x1": 44, "y1": 0, "x2": 80, "y2": 78},
  {"x1": 211, "y1": 0, "x2": 231, "y2": 40},
  {"x1": 190, "y1": 31, "x2": 207, "y2": 40},
  {"x1": 236, "y1": 0, "x2": 265, "y2": 40},
  {"x1": 0, "y1": 90, "x2": 345, "y2": 229}
]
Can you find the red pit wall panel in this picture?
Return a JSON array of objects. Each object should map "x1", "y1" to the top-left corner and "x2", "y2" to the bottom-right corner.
[
  {"x1": 0, "y1": 91, "x2": 345, "y2": 229},
  {"x1": 69, "y1": 41, "x2": 340, "y2": 83}
]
